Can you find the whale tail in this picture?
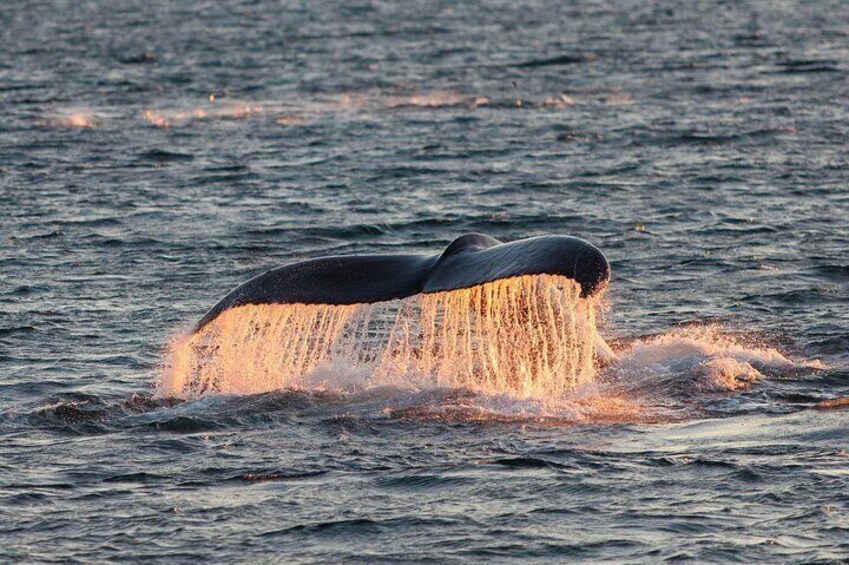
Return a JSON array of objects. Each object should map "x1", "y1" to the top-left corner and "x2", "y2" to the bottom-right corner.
[{"x1": 195, "y1": 234, "x2": 610, "y2": 332}]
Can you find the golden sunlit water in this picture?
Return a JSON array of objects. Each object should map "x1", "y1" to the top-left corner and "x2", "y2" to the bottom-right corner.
[{"x1": 160, "y1": 275, "x2": 603, "y2": 401}]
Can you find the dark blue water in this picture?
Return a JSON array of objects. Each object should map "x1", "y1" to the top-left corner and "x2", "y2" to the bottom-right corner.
[{"x1": 2, "y1": 1, "x2": 848, "y2": 562}]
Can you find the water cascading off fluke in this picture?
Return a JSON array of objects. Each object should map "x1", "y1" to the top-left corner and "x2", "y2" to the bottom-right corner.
[{"x1": 159, "y1": 234, "x2": 612, "y2": 400}]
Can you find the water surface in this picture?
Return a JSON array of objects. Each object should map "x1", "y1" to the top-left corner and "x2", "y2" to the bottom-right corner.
[{"x1": 2, "y1": 1, "x2": 848, "y2": 562}]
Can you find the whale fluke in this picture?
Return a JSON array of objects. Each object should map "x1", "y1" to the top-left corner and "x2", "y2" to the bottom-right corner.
[{"x1": 194, "y1": 234, "x2": 610, "y2": 332}]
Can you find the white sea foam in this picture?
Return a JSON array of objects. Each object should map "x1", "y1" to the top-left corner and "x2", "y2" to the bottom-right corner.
[{"x1": 607, "y1": 326, "x2": 824, "y2": 395}]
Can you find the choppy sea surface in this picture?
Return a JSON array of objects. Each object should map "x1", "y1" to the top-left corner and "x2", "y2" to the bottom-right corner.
[{"x1": 2, "y1": 1, "x2": 848, "y2": 562}]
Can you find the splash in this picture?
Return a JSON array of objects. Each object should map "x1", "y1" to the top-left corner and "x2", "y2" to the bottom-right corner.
[
  {"x1": 158, "y1": 281, "x2": 826, "y2": 423},
  {"x1": 158, "y1": 275, "x2": 604, "y2": 402},
  {"x1": 607, "y1": 326, "x2": 825, "y2": 395},
  {"x1": 385, "y1": 92, "x2": 489, "y2": 109},
  {"x1": 378, "y1": 276, "x2": 598, "y2": 397},
  {"x1": 38, "y1": 110, "x2": 99, "y2": 129},
  {"x1": 541, "y1": 94, "x2": 575, "y2": 109},
  {"x1": 163, "y1": 302, "x2": 359, "y2": 397},
  {"x1": 143, "y1": 101, "x2": 267, "y2": 128}
]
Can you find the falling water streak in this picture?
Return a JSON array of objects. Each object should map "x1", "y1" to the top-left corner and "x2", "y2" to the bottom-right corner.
[{"x1": 158, "y1": 275, "x2": 602, "y2": 401}]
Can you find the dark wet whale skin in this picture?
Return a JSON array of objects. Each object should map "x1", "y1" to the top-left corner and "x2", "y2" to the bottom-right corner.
[{"x1": 195, "y1": 234, "x2": 611, "y2": 331}]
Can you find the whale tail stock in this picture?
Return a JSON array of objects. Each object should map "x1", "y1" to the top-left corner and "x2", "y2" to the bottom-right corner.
[{"x1": 195, "y1": 233, "x2": 611, "y2": 333}]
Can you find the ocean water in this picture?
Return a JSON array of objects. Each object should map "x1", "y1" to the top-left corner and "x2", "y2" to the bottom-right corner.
[{"x1": 2, "y1": 0, "x2": 848, "y2": 562}]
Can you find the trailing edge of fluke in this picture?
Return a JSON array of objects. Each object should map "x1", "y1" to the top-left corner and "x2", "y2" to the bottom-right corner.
[{"x1": 194, "y1": 234, "x2": 611, "y2": 333}]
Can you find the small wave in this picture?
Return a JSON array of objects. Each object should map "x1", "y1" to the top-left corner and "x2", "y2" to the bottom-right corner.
[
  {"x1": 138, "y1": 149, "x2": 195, "y2": 163},
  {"x1": 0, "y1": 325, "x2": 36, "y2": 337},
  {"x1": 232, "y1": 470, "x2": 328, "y2": 483},
  {"x1": 102, "y1": 472, "x2": 164, "y2": 484},
  {"x1": 258, "y1": 516, "x2": 465, "y2": 539},
  {"x1": 514, "y1": 54, "x2": 590, "y2": 68},
  {"x1": 114, "y1": 50, "x2": 157, "y2": 65},
  {"x1": 35, "y1": 398, "x2": 110, "y2": 426},
  {"x1": 773, "y1": 59, "x2": 841, "y2": 74},
  {"x1": 815, "y1": 397, "x2": 849, "y2": 411},
  {"x1": 5, "y1": 393, "x2": 181, "y2": 433},
  {"x1": 808, "y1": 264, "x2": 849, "y2": 282}
]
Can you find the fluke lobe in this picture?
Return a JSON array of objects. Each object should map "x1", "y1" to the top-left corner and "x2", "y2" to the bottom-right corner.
[{"x1": 194, "y1": 234, "x2": 611, "y2": 332}]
